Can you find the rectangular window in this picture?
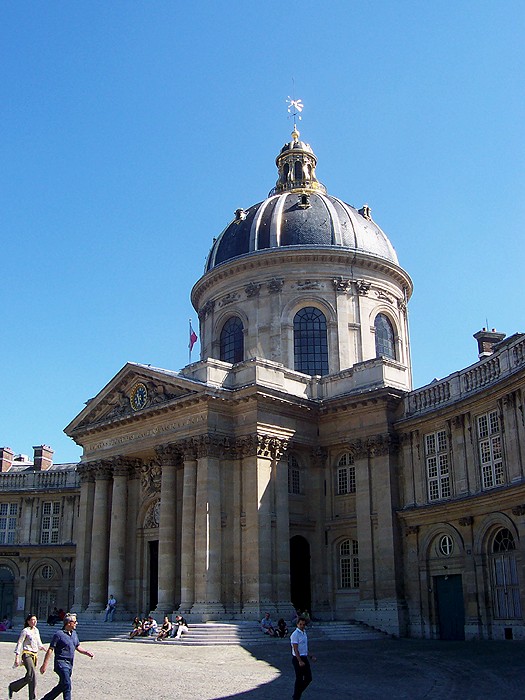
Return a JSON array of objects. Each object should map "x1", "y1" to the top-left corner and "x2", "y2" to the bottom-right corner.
[
  {"x1": 288, "y1": 468, "x2": 301, "y2": 495},
  {"x1": 340, "y1": 539, "x2": 359, "y2": 588},
  {"x1": 337, "y1": 465, "x2": 356, "y2": 495},
  {"x1": 425, "y1": 430, "x2": 451, "y2": 501},
  {"x1": 0, "y1": 503, "x2": 18, "y2": 544},
  {"x1": 478, "y1": 411, "x2": 504, "y2": 489},
  {"x1": 41, "y1": 501, "x2": 61, "y2": 544}
]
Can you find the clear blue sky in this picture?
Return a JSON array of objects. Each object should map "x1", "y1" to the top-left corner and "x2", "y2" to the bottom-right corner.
[{"x1": 2, "y1": 1, "x2": 524, "y2": 464}]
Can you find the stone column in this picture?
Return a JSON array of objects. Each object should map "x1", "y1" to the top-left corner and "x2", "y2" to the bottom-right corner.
[
  {"x1": 86, "y1": 463, "x2": 112, "y2": 614},
  {"x1": 124, "y1": 465, "x2": 141, "y2": 610},
  {"x1": 107, "y1": 459, "x2": 130, "y2": 616},
  {"x1": 154, "y1": 445, "x2": 178, "y2": 615},
  {"x1": 240, "y1": 437, "x2": 260, "y2": 618},
  {"x1": 179, "y1": 441, "x2": 197, "y2": 614},
  {"x1": 274, "y1": 440, "x2": 291, "y2": 610},
  {"x1": 191, "y1": 435, "x2": 225, "y2": 619},
  {"x1": 72, "y1": 466, "x2": 95, "y2": 612}
]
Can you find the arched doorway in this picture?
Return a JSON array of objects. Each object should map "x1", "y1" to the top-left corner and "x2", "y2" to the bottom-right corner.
[
  {"x1": 290, "y1": 535, "x2": 311, "y2": 613},
  {"x1": 0, "y1": 566, "x2": 15, "y2": 619}
]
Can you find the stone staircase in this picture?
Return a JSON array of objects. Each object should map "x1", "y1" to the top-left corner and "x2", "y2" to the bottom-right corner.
[{"x1": 1, "y1": 619, "x2": 387, "y2": 646}]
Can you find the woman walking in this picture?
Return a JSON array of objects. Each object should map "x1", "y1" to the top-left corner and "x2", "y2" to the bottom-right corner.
[{"x1": 9, "y1": 613, "x2": 46, "y2": 699}]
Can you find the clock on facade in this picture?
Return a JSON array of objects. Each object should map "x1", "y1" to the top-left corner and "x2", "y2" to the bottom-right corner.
[{"x1": 130, "y1": 382, "x2": 148, "y2": 411}]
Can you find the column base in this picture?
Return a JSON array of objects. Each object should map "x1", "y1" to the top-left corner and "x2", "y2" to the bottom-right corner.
[{"x1": 190, "y1": 602, "x2": 226, "y2": 621}]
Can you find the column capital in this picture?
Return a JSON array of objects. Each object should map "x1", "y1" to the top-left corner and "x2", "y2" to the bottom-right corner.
[
  {"x1": 235, "y1": 434, "x2": 289, "y2": 459},
  {"x1": 193, "y1": 434, "x2": 229, "y2": 459}
]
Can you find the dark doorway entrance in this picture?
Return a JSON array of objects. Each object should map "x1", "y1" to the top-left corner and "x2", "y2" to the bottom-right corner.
[
  {"x1": 435, "y1": 574, "x2": 465, "y2": 640},
  {"x1": 0, "y1": 566, "x2": 14, "y2": 619},
  {"x1": 290, "y1": 536, "x2": 311, "y2": 613},
  {"x1": 149, "y1": 540, "x2": 159, "y2": 612}
]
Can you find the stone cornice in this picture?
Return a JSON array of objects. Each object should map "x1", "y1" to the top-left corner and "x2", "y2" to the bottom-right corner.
[{"x1": 191, "y1": 247, "x2": 413, "y2": 309}]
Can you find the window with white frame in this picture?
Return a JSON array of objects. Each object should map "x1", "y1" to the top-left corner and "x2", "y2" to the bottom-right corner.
[
  {"x1": 340, "y1": 539, "x2": 359, "y2": 588},
  {"x1": 288, "y1": 454, "x2": 301, "y2": 495},
  {"x1": 337, "y1": 453, "x2": 356, "y2": 495},
  {"x1": 41, "y1": 501, "x2": 61, "y2": 544},
  {"x1": 425, "y1": 430, "x2": 451, "y2": 501},
  {"x1": 478, "y1": 410, "x2": 504, "y2": 489},
  {"x1": 0, "y1": 503, "x2": 18, "y2": 545}
]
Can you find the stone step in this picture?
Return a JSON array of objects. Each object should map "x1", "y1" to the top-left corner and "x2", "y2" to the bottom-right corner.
[{"x1": 1, "y1": 620, "x2": 387, "y2": 646}]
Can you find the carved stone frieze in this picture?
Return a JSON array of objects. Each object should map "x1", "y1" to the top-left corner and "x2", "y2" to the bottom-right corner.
[
  {"x1": 310, "y1": 447, "x2": 328, "y2": 469},
  {"x1": 512, "y1": 505, "x2": 525, "y2": 516},
  {"x1": 267, "y1": 278, "x2": 284, "y2": 294},
  {"x1": 376, "y1": 289, "x2": 395, "y2": 304},
  {"x1": 397, "y1": 297, "x2": 407, "y2": 314},
  {"x1": 296, "y1": 280, "x2": 322, "y2": 290},
  {"x1": 459, "y1": 516, "x2": 473, "y2": 526},
  {"x1": 355, "y1": 280, "x2": 371, "y2": 295},
  {"x1": 332, "y1": 277, "x2": 353, "y2": 293},
  {"x1": 219, "y1": 292, "x2": 240, "y2": 307},
  {"x1": 405, "y1": 525, "x2": 420, "y2": 536},
  {"x1": 198, "y1": 299, "x2": 215, "y2": 320},
  {"x1": 141, "y1": 462, "x2": 162, "y2": 496},
  {"x1": 244, "y1": 282, "x2": 261, "y2": 298},
  {"x1": 348, "y1": 434, "x2": 398, "y2": 458},
  {"x1": 144, "y1": 499, "x2": 160, "y2": 529}
]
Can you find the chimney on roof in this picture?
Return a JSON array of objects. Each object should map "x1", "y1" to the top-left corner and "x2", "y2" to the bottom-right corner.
[
  {"x1": 0, "y1": 447, "x2": 14, "y2": 472},
  {"x1": 33, "y1": 445, "x2": 54, "y2": 471},
  {"x1": 473, "y1": 328, "x2": 506, "y2": 360}
]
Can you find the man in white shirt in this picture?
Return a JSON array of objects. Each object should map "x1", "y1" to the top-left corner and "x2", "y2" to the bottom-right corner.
[{"x1": 290, "y1": 617, "x2": 316, "y2": 700}]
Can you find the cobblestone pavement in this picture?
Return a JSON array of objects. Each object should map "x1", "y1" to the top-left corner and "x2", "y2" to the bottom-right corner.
[{"x1": 1, "y1": 636, "x2": 525, "y2": 699}]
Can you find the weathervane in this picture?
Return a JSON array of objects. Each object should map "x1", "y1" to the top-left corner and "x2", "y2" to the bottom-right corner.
[{"x1": 286, "y1": 96, "x2": 304, "y2": 126}]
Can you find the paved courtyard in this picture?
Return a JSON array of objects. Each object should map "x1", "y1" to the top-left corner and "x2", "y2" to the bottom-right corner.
[{"x1": 1, "y1": 635, "x2": 525, "y2": 699}]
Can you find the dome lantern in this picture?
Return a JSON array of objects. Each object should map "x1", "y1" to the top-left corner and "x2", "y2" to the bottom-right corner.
[{"x1": 270, "y1": 126, "x2": 327, "y2": 196}]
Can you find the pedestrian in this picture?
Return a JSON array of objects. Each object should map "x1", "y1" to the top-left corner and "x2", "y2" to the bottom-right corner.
[
  {"x1": 104, "y1": 594, "x2": 117, "y2": 622},
  {"x1": 39, "y1": 613, "x2": 94, "y2": 700},
  {"x1": 172, "y1": 614, "x2": 189, "y2": 640},
  {"x1": 8, "y1": 613, "x2": 46, "y2": 699},
  {"x1": 290, "y1": 616, "x2": 316, "y2": 700}
]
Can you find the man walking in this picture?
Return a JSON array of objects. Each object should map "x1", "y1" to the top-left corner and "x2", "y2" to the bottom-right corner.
[
  {"x1": 290, "y1": 616, "x2": 316, "y2": 700},
  {"x1": 39, "y1": 613, "x2": 94, "y2": 700}
]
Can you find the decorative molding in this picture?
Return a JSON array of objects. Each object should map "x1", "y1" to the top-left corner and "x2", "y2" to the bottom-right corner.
[
  {"x1": 267, "y1": 278, "x2": 284, "y2": 294},
  {"x1": 310, "y1": 447, "x2": 328, "y2": 469},
  {"x1": 355, "y1": 280, "x2": 371, "y2": 295},
  {"x1": 219, "y1": 292, "x2": 240, "y2": 307},
  {"x1": 244, "y1": 282, "x2": 261, "y2": 298},
  {"x1": 405, "y1": 525, "x2": 419, "y2": 536},
  {"x1": 296, "y1": 279, "x2": 322, "y2": 291},
  {"x1": 376, "y1": 289, "x2": 395, "y2": 304},
  {"x1": 397, "y1": 297, "x2": 407, "y2": 314},
  {"x1": 512, "y1": 505, "x2": 525, "y2": 516},
  {"x1": 141, "y1": 462, "x2": 162, "y2": 496},
  {"x1": 332, "y1": 277, "x2": 353, "y2": 293},
  {"x1": 144, "y1": 499, "x2": 160, "y2": 529},
  {"x1": 198, "y1": 299, "x2": 215, "y2": 320},
  {"x1": 458, "y1": 516, "x2": 473, "y2": 526}
]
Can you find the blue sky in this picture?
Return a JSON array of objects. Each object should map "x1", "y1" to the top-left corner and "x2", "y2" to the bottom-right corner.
[{"x1": 2, "y1": 1, "x2": 524, "y2": 464}]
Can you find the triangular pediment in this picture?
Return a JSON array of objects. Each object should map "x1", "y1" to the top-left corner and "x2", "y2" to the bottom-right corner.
[{"x1": 65, "y1": 362, "x2": 203, "y2": 435}]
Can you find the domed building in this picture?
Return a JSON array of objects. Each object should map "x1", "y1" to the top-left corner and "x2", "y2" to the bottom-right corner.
[{"x1": 3, "y1": 127, "x2": 524, "y2": 642}]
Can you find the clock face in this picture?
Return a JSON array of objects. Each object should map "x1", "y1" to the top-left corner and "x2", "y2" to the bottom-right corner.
[{"x1": 130, "y1": 382, "x2": 148, "y2": 411}]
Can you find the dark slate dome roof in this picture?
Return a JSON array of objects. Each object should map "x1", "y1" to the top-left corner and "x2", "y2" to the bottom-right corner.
[{"x1": 205, "y1": 129, "x2": 399, "y2": 272}]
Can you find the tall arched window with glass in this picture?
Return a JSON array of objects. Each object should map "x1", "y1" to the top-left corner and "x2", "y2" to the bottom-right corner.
[
  {"x1": 491, "y1": 528, "x2": 522, "y2": 619},
  {"x1": 340, "y1": 539, "x2": 359, "y2": 588},
  {"x1": 294, "y1": 307, "x2": 329, "y2": 376},
  {"x1": 374, "y1": 314, "x2": 396, "y2": 360},
  {"x1": 288, "y1": 454, "x2": 301, "y2": 495},
  {"x1": 220, "y1": 317, "x2": 244, "y2": 364}
]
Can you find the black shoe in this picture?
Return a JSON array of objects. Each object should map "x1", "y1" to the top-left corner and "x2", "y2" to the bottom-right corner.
[{"x1": 8, "y1": 686, "x2": 13, "y2": 699}]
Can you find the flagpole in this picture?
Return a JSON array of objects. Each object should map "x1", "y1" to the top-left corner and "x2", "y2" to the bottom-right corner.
[{"x1": 188, "y1": 319, "x2": 191, "y2": 365}]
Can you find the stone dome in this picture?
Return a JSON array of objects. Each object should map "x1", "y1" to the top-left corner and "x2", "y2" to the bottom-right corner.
[{"x1": 205, "y1": 128, "x2": 399, "y2": 272}]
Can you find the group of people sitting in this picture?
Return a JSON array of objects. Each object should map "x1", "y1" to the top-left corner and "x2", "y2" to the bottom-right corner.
[
  {"x1": 129, "y1": 614, "x2": 189, "y2": 641},
  {"x1": 260, "y1": 608, "x2": 312, "y2": 637},
  {"x1": 46, "y1": 607, "x2": 66, "y2": 626},
  {"x1": 260, "y1": 613, "x2": 289, "y2": 638}
]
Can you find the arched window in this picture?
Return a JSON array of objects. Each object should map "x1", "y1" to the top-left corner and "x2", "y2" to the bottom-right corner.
[
  {"x1": 491, "y1": 528, "x2": 522, "y2": 619},
  {"x1": 337, "y1": 453, "x2": 356, "y2": 495},
  {"x1": 294, "y1": 160, "x2": 303, "y2": 181},
  {"x1": 374, "y1": 313, "x2": 396, "y2": 360},
  {"x1": 340, "y1": 539, "x2": 359, "y2": 589},
  {"x1": 288, "y1": 454, "x2": 301, "y2": 495},
  {"x1": 220, "y1": 317, "x2": 244, "y2": 364},
  {"x1": 294, "y1": 307, "x2": 329, "y2": 376}
]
